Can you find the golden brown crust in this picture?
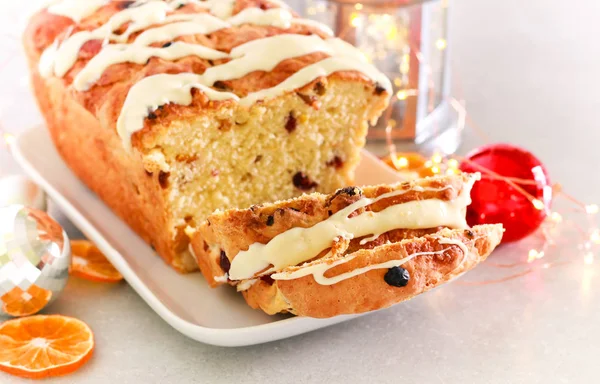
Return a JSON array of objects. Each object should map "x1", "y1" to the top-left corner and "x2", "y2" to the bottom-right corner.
[
  {"x1": 24, "y1": 1, "x2": 390, "y2": 272},
  {"x1": 26, "y1": 60, "x2": 195, "y2": 272},
  {"x1": 243, "y1": 225, "x2": 502, "y2": 317},
  {"x1": 192, "y1": 173, "x2": 475, "y2": 286}
]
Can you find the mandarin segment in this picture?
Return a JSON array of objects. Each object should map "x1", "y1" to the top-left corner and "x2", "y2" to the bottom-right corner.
[
  {"x1": 70, "y1": 240, "x2": 123, "y2": 283},
  {"x1": 0, "y1": 315, "x2": 94, "y2": 379}
]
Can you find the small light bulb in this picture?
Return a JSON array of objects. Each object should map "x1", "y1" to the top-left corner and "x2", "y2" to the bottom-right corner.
[
  {"x1": 386, "y1": 25, "x2": 398, "y2": 41},
  {"x1": 432, "y1": 153, "x2": 443, "y2": 164},
  {"x1": 399, "y1": 61, "x2": 410, "y2": 74},
  {"x1": 397, "y1": 157, "x2": 409, "y2": 168},
  {"x1": 584, "y1": 252, "x2": 595, "y2": 265},
  {"x1": 550, "y1": 212, "x2": 562, "y2": 223},
  {"x1": 586, "y1": 204, "x2": 599, "y2": 214},
  {"x1": 591, "y1": 230, "x2": 600, "y2": 245},
  {"x1": 350, "y1": 12, "x2": 361, "y2": 27},
  {"x1": 447, "y1": 159, "x2": 459, "y2": 169},
  {"x1": 396, "y1": 90, "x2": 408, "y2": 100},
  {"x1": 532, "y1": 199, "x2": 545, "y2": 210},
  {"x1": 393, "y1": 78, "x2": 403, "y2": 87},
  {"x1": 435, "y1": 39, "x2": 447, "y2": 50},
  {"x1": 528, "y1": 249, "x2": 538, "y2": 262},
  {"x1": 431, "y1": 165, "x2": 440, "y2": 174},
  {"x1": 355, "y1": 3, "x2": 363, "y2": 10},
  {"x1": 3, "y1": 133, "x2": 15, "y2": 146}
]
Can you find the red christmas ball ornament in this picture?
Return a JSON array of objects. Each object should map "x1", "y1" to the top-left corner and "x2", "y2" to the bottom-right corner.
[{"x1": 459, "y1": 143, "x2": 553, "y2": 242}]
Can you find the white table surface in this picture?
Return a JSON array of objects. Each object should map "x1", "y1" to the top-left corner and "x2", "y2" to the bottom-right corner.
[{"x1": 2, "y1": 0, "x2": 600, "y2": 383}]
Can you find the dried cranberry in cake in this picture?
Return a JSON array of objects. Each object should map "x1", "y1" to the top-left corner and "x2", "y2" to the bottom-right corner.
[
  {"x1": 384, "y1": 267, "x2": 410, "y2": 287},
  {"x1": 117, "y1": 1, "x2": 135, "y2": 10},
  {"x1": 326, "y1": 156, "x2": 344, "y2": 169},
  {"x1": 293, "y1": 172, "x2": 318, "y2": 191},
  {"x1": 298, "y1": 93, "x2": 318, "y2": 107},
  {"x1": 219, "y1": 251, "x2": 231, "y2": 274},
  {"x1": 333, "y1": 186, "x2": 361, "y2": 198},
  {"x1": 260, "y1": 275, "x2": 274, "y2": 285},
  {"x1": 162, "y1": 42, "x2": 172, "y2": 48},
  {"x1": 266, "y1": 215, "x2": 275, "y2": 226},
  {"x1": 158, "y1": 171, "x2": 170, "y2": 189},
  {"x1": 285, "y1": 113, "x2": 297, "y2": 133},
  {"x1": 213, "y1": 80, "x2": 232, "y2": 92},
  {"x1": 374, "y1": 83, "x2": 387, "y2": 95},
  {"x1": 314, "y1": 81, "x2": 326, "y2": 96}
]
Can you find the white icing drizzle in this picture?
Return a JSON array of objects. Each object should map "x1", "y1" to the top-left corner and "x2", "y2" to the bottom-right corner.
[
  {"x1": 291, "y1": 18, "x2": 334, "y2": 36},
  {"x1": 40, "y1": 0, "x2": 389, "y2": 150},
  {"x1": 214, "y1": 274, "x2": 229, "y2": 283},
  {"x1": 40, "y1": 1, "x2": 176, "y2": 77},
  {"x1": 132, "y1": 13, "x2": 230, "y2": 46},
  {"x1": 270, "y1": 247, "x2": 458, "y2": 285},
  {"x1": 236, "y1": 279, "x2": 258, "y2": 291},
  {"x1": 203, "y1": 34, "x2": 363, "y2": 83},
  {"x1": 228, "y1": 177, "x2": 477, "y2": 281},
  {"x1": 40, "y1": 3, "x2": 335, "y2": 80},
  {"x1": 194, "y1": 0, "x2": 236, "y2": 19},
  {"x1": 240, "y1": 56, "x2": 391, "y2": 107},
  {"x1": 73, "y1": 42, "x2": 228, "y2": 90},
  {"x1": 38, "y1": 40, "x2": 60, "y2": 78},
  {"x1": 227, "y1": 7, "x2": 332, "y2": 35},
  {"x1": 359, "y1": 233, "x2": 382, "y2": 246},
  {"x1": 437, "y1": 236, "x2": 471, "y2": 270},
  {"x1": 47, "y1": 0, "x2": 110, "y2": 22},
  {"x1": 115, "y1": 34, "x2": 389, "y2": 148},
  {"x1": 116, "y1": 73, "x2": 239, "y2": 148},
  {"x1": 228, "y1": 7, "x2": 292, "y2": 29}
]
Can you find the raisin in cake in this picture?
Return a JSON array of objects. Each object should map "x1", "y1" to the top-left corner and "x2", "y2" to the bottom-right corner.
[
  {"x1": 24, "y1": 0, "x2": 391, "y2": 271},
  {"x1": 191, "y1": 173, "x2": 504, "y2": 317}
]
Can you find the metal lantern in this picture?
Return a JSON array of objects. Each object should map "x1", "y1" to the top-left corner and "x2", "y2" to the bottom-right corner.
[{"x1": 305, "y1": 0, "x2": 461, "y2": 154}]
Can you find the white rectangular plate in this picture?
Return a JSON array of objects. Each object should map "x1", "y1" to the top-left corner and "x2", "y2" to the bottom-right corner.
[{"x1": 11, "y1": 126, "x2": 404, "y2": 347}]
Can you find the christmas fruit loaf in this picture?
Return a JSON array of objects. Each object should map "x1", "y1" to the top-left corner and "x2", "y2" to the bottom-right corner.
[
  {"x1": 23, "y1": 0, "x2": 390, "y2": 272},
  {"x1": 190, "y1": 173, "x2": 503, "y2": 317}
]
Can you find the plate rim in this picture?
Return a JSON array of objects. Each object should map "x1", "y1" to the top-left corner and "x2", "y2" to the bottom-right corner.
[{"x1": 10, "y1": 126, "x2": 364, "y2": 347}]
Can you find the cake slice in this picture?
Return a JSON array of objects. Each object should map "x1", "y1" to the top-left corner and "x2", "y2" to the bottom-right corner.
[
  {"x1": 24, "y1": 0, "x2": 390, "y2": 272},
  {"x1": 190, "y1": 173, "x2": 504, "y2": 317}
]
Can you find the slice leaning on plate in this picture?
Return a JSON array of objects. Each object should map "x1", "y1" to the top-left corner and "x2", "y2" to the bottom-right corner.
[{"x1": 189, "y1": 173, "x2": 503, "y2": 318}]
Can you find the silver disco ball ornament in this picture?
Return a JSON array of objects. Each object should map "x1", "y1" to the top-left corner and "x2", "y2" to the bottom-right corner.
[{"x1": 0, "y1": 205, "x2": 70, "y2": 317}]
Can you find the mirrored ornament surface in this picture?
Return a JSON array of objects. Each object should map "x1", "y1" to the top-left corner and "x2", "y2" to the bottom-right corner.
[{"x1": 0, "y1": 205, "x2": 70, "y2": 317}]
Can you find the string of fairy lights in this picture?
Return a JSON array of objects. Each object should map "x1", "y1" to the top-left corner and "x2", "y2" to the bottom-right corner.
[
  {"x1": 305, "y1": 0, "x2": 600, "y2": 276},
  {"x1": 0, "y1": 0, "x2": 598, "y2": 281}
]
